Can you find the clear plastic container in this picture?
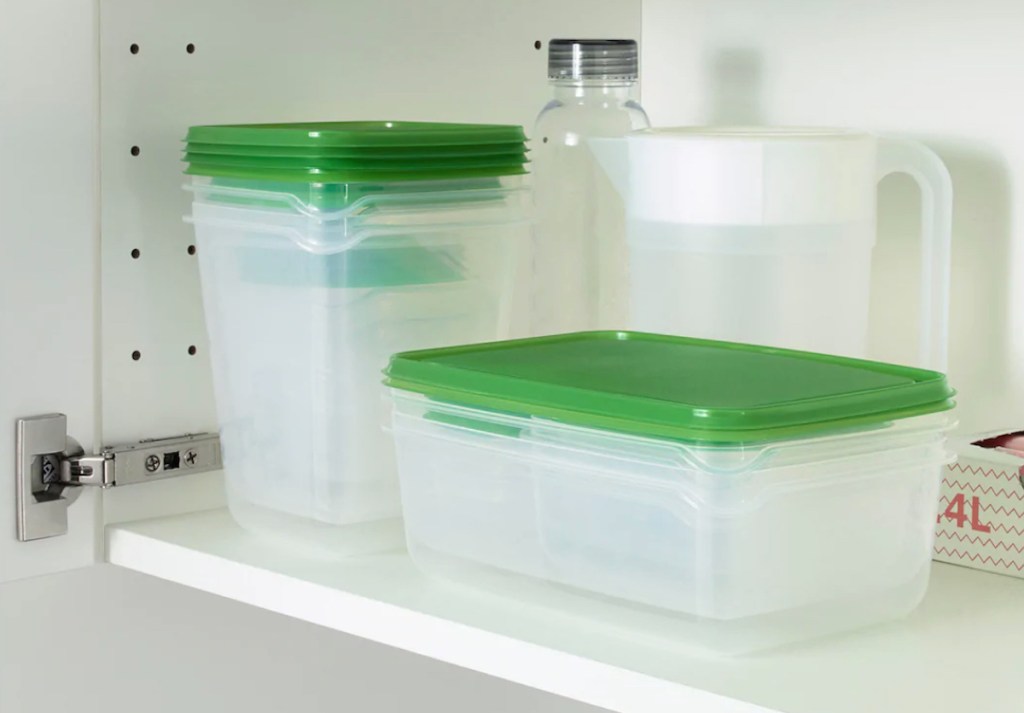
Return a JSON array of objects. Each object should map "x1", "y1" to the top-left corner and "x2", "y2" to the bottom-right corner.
[
  {"x1": 390, "y1": 392, "x2": 953, "y2": 653},
  {"x1": 384, "y1": 331, "x2": 956, "y2": 653},
  {"x1": 187, "y1": 175, "x2": 529, "y2": 554}
]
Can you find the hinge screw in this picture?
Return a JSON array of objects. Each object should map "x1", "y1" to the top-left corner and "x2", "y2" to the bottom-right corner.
[
  {"x1": 144, "y1": 454, "x2": 161, "y2": 472},
  {"x1": 41, "y1": 454, "x2": 61, "y2": 484},
  {"x1": 183, "y1": 449, "x2": 198, "y2": 467}
]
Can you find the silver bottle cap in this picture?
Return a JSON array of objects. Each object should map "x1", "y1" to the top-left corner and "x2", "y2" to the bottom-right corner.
[{"x1": 547, "y1": 39, "x2": 639, "y2": 81}]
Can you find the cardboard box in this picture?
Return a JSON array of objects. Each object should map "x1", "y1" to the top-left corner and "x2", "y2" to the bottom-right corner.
[{"x1": 934, "y1": 431, "x2": 1024, "y2": 578}]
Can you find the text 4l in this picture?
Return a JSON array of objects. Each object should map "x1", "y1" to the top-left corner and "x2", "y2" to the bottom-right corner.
[{"x1": 937, "y1": 493, "x2": 991, "y2": 533}]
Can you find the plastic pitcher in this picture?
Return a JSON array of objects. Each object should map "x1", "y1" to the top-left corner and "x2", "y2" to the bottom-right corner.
[{"x1": 590, "y1": 127, "x2": 952, "y2": 369}]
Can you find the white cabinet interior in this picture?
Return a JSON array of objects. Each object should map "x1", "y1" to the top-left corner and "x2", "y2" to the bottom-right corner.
[{"x1": 3, "y1": 1, "x2": 1024, "y2": 712}]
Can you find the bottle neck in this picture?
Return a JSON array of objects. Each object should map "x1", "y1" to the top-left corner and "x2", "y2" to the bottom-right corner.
[{"x1": 549, "y1": 79, "x2": 638, "y2": 103}]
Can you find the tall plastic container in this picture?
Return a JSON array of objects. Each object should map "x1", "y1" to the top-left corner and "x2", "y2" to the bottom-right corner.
[
  {"x1": 184, "y1": 121, "x2": 530, "y2": 554},
  {"x1": 530, "y1": 39, "x2": 650, "y2": 335},
  {"x1": 385, "y1": 332, "x2": 957, "y2": 653},
  {"x1": 589, "y1": 128, "x2": 953, "y2": 369}
]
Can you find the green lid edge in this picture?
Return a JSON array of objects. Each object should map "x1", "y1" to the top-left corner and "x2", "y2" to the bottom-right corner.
[
  {"x1": 186, "y1": 121, "x2": 527, "y2": 148},
  {"x1": 184, "y1": 141, "x2": 528, "y2": 159},
  {"x1": 383, "y1": 331, "x2": 956, "y2": 445},
  {"x1": 184, "y1": 163, "x2": 528, "y2": 183},
  {"x1": 183, "y1": 152, "x2": 528, "y2": 171}
]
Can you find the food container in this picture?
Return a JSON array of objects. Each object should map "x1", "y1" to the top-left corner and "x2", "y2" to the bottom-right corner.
[
  {"x1": 184, "y1": 121, "x2": 530, "y2": 554},
  {"x1": 384, "y1": 331, "x2": 956, "y2": 653}
]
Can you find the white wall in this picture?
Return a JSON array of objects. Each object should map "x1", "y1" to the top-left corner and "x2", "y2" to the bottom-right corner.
[
  {"x1": 0, "y1": 567, "x2": 601, "y2": 713},
  {"x1": 642, "y1": 0, "x2": 1024, "y2": 433}
]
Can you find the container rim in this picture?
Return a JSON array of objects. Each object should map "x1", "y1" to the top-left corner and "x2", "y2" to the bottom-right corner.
[{"x1": 383, "y1": 331, "x2": 957, "y2": 445}]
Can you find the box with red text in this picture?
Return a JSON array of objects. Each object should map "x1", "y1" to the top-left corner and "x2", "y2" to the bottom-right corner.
[{"x1": 934, "y1": 431, "x2": 1024, "y2": 578}]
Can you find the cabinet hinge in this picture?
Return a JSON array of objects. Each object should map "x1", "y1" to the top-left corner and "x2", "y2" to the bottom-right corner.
[{"x1": 15, "y1": 413, "x2": 221, "y2": 541}]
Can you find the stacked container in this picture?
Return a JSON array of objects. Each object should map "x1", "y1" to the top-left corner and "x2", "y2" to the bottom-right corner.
[
  {"x1": 184, "y1": 121, "x2": 530, "y2": 553},
  {"x1": 385, "y1": 332, "x2": 956, "y2": 653}
]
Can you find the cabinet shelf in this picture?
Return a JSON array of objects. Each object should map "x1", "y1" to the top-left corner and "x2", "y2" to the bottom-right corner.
[{"x1": 106, "y1": 509, "x2": 1022, "y2": 713}]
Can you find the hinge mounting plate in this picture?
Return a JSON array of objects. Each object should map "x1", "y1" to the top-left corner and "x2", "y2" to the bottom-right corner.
[{"x1": 15, "y1": 413, "x2": 221, "y2": 541}]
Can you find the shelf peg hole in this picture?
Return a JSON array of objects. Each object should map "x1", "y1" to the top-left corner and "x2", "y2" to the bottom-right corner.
[
  {"x1": 187, "y1": 345, "x2": 197, "y2": 356},
  {"x1": 186, "y1": 43, "x2": 196, "y2": 54},
  {"x1": 187, "y1": 244, "x2": 196, "y2": 255},
  {"x1": 130, "y1": 248, "x2": 140, "y2": 259},
  {"x1": 130, "y1": 145, "x2": 140, "y2": 157},
  {"x1": 131, "y1": 350, "x2": 141, "y2": 361},
  {"x1": 534, "y1": 40, "x2": 542, "y2": 50},
  {"x1": 130, "y1": 43, "x2": 139, "y2": 55}
]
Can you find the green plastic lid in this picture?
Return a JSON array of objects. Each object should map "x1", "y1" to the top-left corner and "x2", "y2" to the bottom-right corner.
[
  {"x1": 185, "y1": 162, "x2": 528, "y2": 184},
  {"x1": 384, "y1": 331, "x2": 956, "y2": 444},
  {"x1": 185, "y1": 141, "x2": 528, "y2": 159},
  {"x1": 183, "y1": 151, "x2": 528, "y2": 171},
  {"x1": 185, "y1": 122, "x2": 528, "y2": 184},
  {"x1": 186, "y1": 121, "x2": 526, "y2": 148}
]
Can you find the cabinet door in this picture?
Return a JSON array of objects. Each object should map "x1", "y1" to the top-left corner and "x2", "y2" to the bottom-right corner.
[{"x1": 0, "y1": 0, "x2": 100, "y2": 583}]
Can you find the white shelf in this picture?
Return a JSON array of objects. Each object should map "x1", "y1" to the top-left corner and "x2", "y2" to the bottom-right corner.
[{"x1": 107, "y1": 509, "x2": 1023, "y2": 713}]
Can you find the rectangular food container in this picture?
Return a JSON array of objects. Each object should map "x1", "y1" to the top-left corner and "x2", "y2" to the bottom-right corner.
[
  {"x1": 185, "y1": 121, "x2": 530, "y2": 554},
  {"x1": 384, "y1": 331, "x2": 956, "y2": 653}
]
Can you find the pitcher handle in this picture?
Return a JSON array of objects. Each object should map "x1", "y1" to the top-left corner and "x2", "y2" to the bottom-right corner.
[{"x1": 876, "y1": 137, "x2": 953, "y2": 372}]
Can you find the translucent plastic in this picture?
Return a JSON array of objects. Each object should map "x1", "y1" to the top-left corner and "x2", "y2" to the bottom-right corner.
[
  {"x1": 187, "y1": 176, "x2": 528, "y2": 555},
  {"x1": 530, "y1": 80, "x2": 649, "y2": 335},
  {"x1": 629, "y1": 222, "x2": 875, "y2": 356},
  {"x1": 589, "y1": 128, "x2": 953, "y2": 370},
  {"x1": 390, "y1": 390, "x2": 954, "y2": 653}
]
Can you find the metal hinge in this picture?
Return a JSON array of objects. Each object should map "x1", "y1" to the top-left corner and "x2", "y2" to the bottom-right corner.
[{"x1": 16, "y1": 413, "x2": 221, "y2": 541}]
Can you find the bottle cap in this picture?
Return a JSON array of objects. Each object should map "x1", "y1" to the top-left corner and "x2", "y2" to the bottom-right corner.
[{"x1": 547, "y1": 39, "x2": 638, "y2": 81}]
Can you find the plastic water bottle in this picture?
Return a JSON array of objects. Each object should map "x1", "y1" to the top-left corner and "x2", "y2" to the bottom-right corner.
[{"x1": 531, "y1": 39, "x2": 650, "y2": 334}]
